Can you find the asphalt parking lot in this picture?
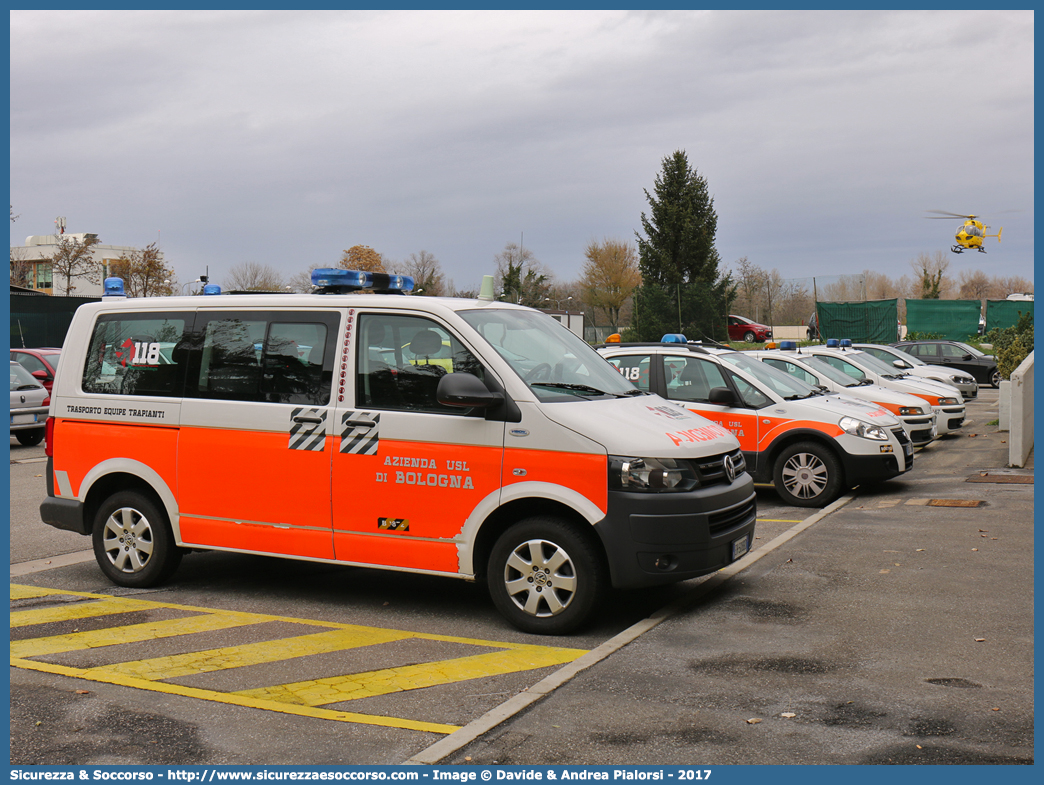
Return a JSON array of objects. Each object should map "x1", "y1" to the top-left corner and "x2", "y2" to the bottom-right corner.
[
  {"x1": 419, "y1": 389, "x2": 1034, "y2": 765},
  {"x1": 10, "y1": 389, "x2": 1034, "y2": 765}
]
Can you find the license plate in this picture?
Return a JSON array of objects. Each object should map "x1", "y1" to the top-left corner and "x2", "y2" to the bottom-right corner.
[
  {"x1": 732, "y1": 535, "x2": 750, "y2": 560},
  {"x1": 11, "y1": 414, "x2": 37, "y2": 425}
]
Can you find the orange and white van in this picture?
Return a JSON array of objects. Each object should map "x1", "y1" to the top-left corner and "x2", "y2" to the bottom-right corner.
[
  {"x1": 597, "y1": 336, "x2": 913, "y2": 508},
  {"x1": 40, "y1": 271, "x2": 756, "y2": 634}
]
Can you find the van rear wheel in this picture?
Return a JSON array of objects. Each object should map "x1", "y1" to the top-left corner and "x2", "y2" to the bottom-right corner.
[
  {"x1": 92, "y1": 491, "x2": 182, "y2": 588},
  {"x1": 488, "y1": 517, "x2": 605, "y2": 635},
  {"x1": 773, "y1": 441, "x2": 843, "y2": 508}
]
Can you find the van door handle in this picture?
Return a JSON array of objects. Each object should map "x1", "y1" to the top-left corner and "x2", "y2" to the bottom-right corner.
[
  {"x1": 293, "y1": 415, "x2": 324, "y2": 425},
  {"x1": 343, "y1": 418, "x2": 376, "y2": 429}
]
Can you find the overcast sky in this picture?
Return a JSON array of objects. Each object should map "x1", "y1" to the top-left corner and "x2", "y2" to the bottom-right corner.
[{"x1": 9, "y1": 9, "x2": 1035, "y2": 296}]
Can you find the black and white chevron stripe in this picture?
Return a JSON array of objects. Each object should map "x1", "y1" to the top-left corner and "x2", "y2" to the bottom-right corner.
[
  {"x1": 288, "y1": 408, "x2": 328, "y2": 451},
  {"x1": 340, "y1": 410, "x2": 380, "y2": 455}
]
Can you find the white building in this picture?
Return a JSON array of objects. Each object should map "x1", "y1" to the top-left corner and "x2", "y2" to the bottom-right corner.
[{"x1": 10, "y1": 233, "x2": 138, "y2": 296}]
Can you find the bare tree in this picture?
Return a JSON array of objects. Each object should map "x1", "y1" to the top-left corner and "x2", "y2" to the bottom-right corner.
[
  {"x1": 911, "y1": 251, "x2": 951, "y2": 299},
  {"x1": 225, "y1": 261, "x2": 287, "y2": 292},
  {"x1": 50, "y1": 233, "x2": 102, "y2": 295},
  {"x1": 108, "y1": 243, "x2": 177, "y2": 297},
  {"x1": 580, "y1": 238, "x2": 640, "y2": 328},
  {"x1": 400, "y1": 250, "x2": 446, "y2": 296},
  {"x1": 10, "y1": 245, "x2": 34, "y2": 288},
  {"x1": 731, "y1": 257, "x2": 766, "y2": 320},
  {"x1": 495, "y1": 242, "x2": 552, "y2": 307}
]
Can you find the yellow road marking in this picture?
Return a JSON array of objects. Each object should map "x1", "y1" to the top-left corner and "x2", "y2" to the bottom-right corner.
[
  {"x1": 11, "y1": 597, "x2": 164, "y2": 628},
  {"x1": 10, "y1": 584, "x2": 588, "y2": 733},
  {"x1": 11, "y1": 613, "x2": 266, "y2": 658},
  {"x1": 12, "y1": 656, "x2": 460, "y2": 735},
  {"x1": 236, "y1": 645, "x2": 585, "y2": 707},
  {"x1": 757, "y1": 518, "x2": 804, "y2": 523},
  {"x1": 99, "y1": 627, "x2": 415, "y2": 681}
]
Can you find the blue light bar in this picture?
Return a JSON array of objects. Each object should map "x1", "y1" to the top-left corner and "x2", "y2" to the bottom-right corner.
[
  {"x1": 103, "y1": 277, "x2": 125, "y2": 297},
  {"x1": 839, "y1": 338, "x2": 852, "y2": 348},
  {"x1": 826, "y1": 338, "x2": 840, "y2": 348},
  {"x1": 203, "y1": 284, "x2": 222, "y2": 295},
  {"x1": 779, "y1": 340, "x2": 797, "y2": 350},
  {"x1": 661, "y1": 333, "x2": 687, "y2": 344},
  {"x1": 310, "y1": 268, "x2": 414, "y2": 294}
]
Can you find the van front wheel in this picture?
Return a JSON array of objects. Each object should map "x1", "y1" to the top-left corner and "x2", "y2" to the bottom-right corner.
[
  {"x1": 488, "y1": 517, "x2": 605, "y2": 635},
  {"x1": 92, "y1": 491, "x2": 182, "y2": 588},
  {"x1": 772, "y1": 442, "x2": 843, "y2": 508}
]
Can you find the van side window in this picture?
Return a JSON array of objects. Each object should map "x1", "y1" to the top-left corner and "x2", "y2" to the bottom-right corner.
[
  {"x1": 603, "y1": 354, "x2": 651, "y2": 391},
  {"x1": 665, "y1": 355, "x2": 726, "y2": 404},
  {"x1": 356, "y1": 313, "x2": 485, "y2": 413},
  {"x1": 193, "y1": 312, "x2": 338, "y2": 404},
  {"x1": 82, "y1": 314, "x2": 190, "y2": 396}
]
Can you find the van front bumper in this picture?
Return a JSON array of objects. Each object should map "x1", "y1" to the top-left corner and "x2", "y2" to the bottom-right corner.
[{"x1": 594, "y1": 475, "x2": 757, "y2": 589}]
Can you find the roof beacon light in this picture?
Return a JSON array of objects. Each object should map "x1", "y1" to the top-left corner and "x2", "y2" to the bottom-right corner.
[
  {"x1": 310, "y1": 268, "x2": 414, "y2": 294},
  {"x1": 839, "y1": 339, "x2": 852, "y2": 348},
  {"x1": 825, "y1": 338, "x2": 840, "y2": 348},
  {"x1": 661, "y1": 334, "x2": 687, "y2": 344},
  {"x1": 779, "y1": 340, "x2": 797, "y2": 351},
  {"x1": 202, "y1": 284, "x2": 222, "y2": 295},
  {"x1": 102, "y1": 277, "x2": 126, "y2": 299},
  {"x1": 606, "y1": 333, "x2": 622, "y2": 343}
]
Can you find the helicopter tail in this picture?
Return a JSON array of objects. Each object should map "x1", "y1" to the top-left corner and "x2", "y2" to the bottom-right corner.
[{"x1": 997, "y1": 227, "x2": 1003, "y2": 243}]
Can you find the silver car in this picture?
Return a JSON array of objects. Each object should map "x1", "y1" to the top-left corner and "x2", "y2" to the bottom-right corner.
[
  {"x1": 853, "y1": 343, "x2": 978, "y2": 399},
  {"x1": 10, "y1": 360, "x2": 49, "y2": 446}
]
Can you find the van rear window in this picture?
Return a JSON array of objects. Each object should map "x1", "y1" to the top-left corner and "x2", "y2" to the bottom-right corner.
[{"x1": 82, "y1": 314, "x2": 190, "y2": 397}]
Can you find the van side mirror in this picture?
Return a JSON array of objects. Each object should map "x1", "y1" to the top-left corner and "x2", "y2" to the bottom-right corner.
[
  {"x1": 437, "y1": 372, "x2": 502, "y2": 408},
  {"x1": 962, "y1": 354, "x2": 973, "y2": 361},
  {"x1": 708, "y1": 387, "x2": 736, "y2": 405},
  {"x1": 892, "y1": 359, "x2": 911, "y2": 369}
]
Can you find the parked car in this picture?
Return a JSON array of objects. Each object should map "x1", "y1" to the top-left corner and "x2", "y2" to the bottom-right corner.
[
  {"x1": 598, "y1": 336, "x2": 913, "y2": 508},
  {"x1": 806, "y1": 312, "x2": 819, "y2": 341},
  {"x1": 892, "y1": 340, "x2": 1001, "y2": 388},
  {"x1": 10, "y1": 347, "x2": 62, "y2": 394},
  {"x1": 727, "y1": 315, "x2": 772, "y2": 343},
  {"x1": 853, "y1": 343, "x2": 977, "y2": 399},
  {"x1": 10, "y1": 360, "x2": 49, "y2": 446},
  {"x1": 747, "y1": 346, "x2": 938, "y2": 447},
  {"x1": 806, "y1": 343, "x2": 966, "y2": 435}
]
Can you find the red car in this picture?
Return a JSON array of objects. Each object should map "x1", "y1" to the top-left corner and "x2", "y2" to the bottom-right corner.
[
  {"x1": 727, "y1": 315, "x2": 772, "y2": 343},
  {"x1": 10, "y1": 348, "x2": 62, "y2": 393}
]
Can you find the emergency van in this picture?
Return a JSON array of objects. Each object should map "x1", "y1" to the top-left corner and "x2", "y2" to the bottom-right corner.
[
  {"x1": 39, "y1": 271, "x2": 756, "y2": 635},
  {"x1": 805, "y1": 341, "x2": 966, "y2": 435},
  {"x1": 746, "y1": 344, "x2": 938, "y2": 447},
  {"x1": 597, "y1": 336, "x2": 913, "y2": 508}
]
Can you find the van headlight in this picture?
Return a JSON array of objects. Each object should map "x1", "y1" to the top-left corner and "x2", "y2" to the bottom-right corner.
[
  {"x1": 608, "y1": 456, "x2": 698, "y2": 492},
  {"x1": 897, "y1": 406, "x2": 924, "y2": 417},
  {"x1": 839, "y1": 416, "x2": 888, "y2": 441},
  {"x1": 939, "y1": 396, "x2": 959, "y2": 405}
]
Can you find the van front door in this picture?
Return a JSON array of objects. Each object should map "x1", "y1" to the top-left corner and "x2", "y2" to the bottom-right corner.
[{"x1": 331, "y1": 312, "x2": 506, "y2": 574}]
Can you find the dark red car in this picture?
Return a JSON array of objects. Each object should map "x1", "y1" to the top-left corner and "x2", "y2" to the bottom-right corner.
[
  {"x1": 727, "y1": 315, "x2": 772, "y2": 343},
  {"x1": 10, "y1": 348, "x2": 62, "y2": 393}
]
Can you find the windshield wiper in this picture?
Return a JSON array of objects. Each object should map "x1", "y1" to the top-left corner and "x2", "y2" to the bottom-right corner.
[
  {"x1": 783, "y1": 390, "x2": 822, "y2": 400},
  {"x1": 855, "y1": 378, "x2": 874, "y2": 386},
  {"x1": 531, "y1": 382, "x2": 632, "y2": 398}
]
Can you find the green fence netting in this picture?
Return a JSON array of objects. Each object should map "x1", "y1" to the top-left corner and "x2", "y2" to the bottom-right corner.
[
  {"x1": 816, "y1": 299, "x2": 898, "y2": 343},
  {"x1": 905, "y1": 299, "x2": 982, "y2": 340},
  {"x1": 984, "y1": 299, "x2": 1033, "y2": 332},
  {"x1": 10, "y1": 292, "x2": 100, "y2": 349}
]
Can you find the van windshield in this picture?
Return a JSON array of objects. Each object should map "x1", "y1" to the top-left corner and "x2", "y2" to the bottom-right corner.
[{"x1": 459, "y1": 308, "x2": 638, "y2": 400}]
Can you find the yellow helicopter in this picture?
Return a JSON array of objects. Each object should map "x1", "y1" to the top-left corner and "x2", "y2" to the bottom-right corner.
[{"x1": 926, "y1": 210, "x2": 1002, "y2": 254}]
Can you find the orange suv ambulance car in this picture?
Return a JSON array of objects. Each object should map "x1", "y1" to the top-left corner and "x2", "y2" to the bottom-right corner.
[
  {"x1": 597, "y1": 336, "x2": 913, "y2": 507},
  {"x1": 40, "y1": 271, "x2": 756, "y2": 635}
]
